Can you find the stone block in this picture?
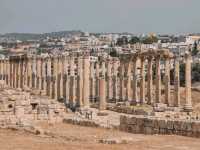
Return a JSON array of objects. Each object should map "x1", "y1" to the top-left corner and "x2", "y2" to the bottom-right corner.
[
  {"x1": 166, "y1": 120, "x2": 174, "y2": 130},
  {"x1": 158, "y1": 119, "x2": 167, "y2": 129},
  {"x1": 127, "y1": 117, "x2": 136, "y2": 125}
]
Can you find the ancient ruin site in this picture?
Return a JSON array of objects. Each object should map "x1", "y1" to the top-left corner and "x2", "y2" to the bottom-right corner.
[{"x1": 1, "y1": 49, "x2": 200, "y2": 150}]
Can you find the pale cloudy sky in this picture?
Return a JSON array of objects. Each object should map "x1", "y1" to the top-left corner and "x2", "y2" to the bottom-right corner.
[{"x1": 0, "y1": 0, "x2": 199, "y2": 34}]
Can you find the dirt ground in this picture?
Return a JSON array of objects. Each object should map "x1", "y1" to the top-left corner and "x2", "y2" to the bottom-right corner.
[{"x1": 0, "y1": 123, "x2": 200, "y2": 150}]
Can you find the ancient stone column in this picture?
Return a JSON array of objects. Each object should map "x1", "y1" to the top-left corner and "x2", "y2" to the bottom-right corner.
[
  {"x1": 52, "y1": 56, "x2": 58, "y2": 100},
  {"x1": 164, "y1": 57, "x2": 170, "y2": 106},
  {"x1": 41, "y1": 58, "x2": 46, "y2": 92},
  {"x1": 147, "y1": 57, "x2": 153, "y2": 104},
  {"x1": 26, "y1": 57, "x2": 31, "y2": 88},
  {"x1": 0, "y1": 59, "x2": 2, "y2": 80},
  {"x1": 63, "y1": 56, "x2": 68, "y2": 101},
  {"x1": 99, "y1": 77, "x2": 106, "y2": 111},
  {"x1": 113, "y1": 60, "x2": 119, "y2": 102},
  {"x1": 32, "y1": 57, "x2": 37, "y2": 88},
  {"x1": 126, "y1": 61, "x2": 132, "y2": 101},
  {"x1": 99, "y1": 60, "x2": 107, "y2": 111},
  {"x1": 90, "y1": 62, "x2": 95, "y2": 103},
  {"x1": 9, "y1": 59, "x2": 13, "y2": 87},
  {"x1": 174, "y1": 58, "x2": 180, "y2": 107},
  {"x1": 6, "y1": 59, "x2": 10, "y2": 85},
  {"x1": 155, "y1": 56, "x2": 161, "y2": 103},
  {"x1": 1, "y1": 59, "x2": 4, "y2": 81},
  {"x1": 19, "y1": 57, "x2": 24, "y2": 88},
  {"x1": 132, "y1": 57, "x2": 138, "y2": 104},
  {"x1": 3, "y1": 59, "x2": 6, "y2": 81},
  {"x1": 60, "y1": 56, "x2": 64, "y2": 98},
  {"x1": 107, "y1": 60, "x2": 113, "y2": 101},
  {"x1": 184, "y1": 53, "x2": 193, "y2": 111},
  {"x1": 57, "y1": 56, "x2": 63, "y2": 99},
  {"x1": 95, "y1": 62, "x2": 100, "y2": 102},
  {"x1": 23, "y1": 58, "x2": 27, "y2": 88},
  {"x1": 47, "y1": 57, "x2": 52, "y2": 97},
  {"x1": 119, "y1": 62, "x2": 125, "y2": 101},
  {"x1": 69, "y1": 56, "x2": 75, "y2": 105},
  {"x1": 77, "y1": 57, "x2": 83, "y2": 107},
  {"x1": 16, "y1": 58, "x2": 20, "y2": 88},
  {"x1": 36, "y1": 57, "x2": 42, "y2": 90},
  {"x1": 140, "y1": 57, "x2": 145, "y2": 104},
  {"x1": 83, "y1": 56, "x2": 90, "y2": 107},
  {"x1": 13, "y1": 60, "x2": 16, "y2": 88}
]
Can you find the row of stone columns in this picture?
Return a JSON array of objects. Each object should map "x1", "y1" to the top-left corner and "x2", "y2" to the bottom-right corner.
[{"x1": 0, "y1": 52, "x2": 193, "y2": 111}]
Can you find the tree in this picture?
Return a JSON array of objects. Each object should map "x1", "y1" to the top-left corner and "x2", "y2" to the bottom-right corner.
[
  {"x1": 109, "y1": 49, "x2": 118, "y2": 57},
  {"x1": 116, "y1": 36, "x2": 128, "y2": 46},
  {"x1": 192, "y1": 41, "x2": 198, "y2": 56},
  {"x1": 142, "y1": 36, "x2": 158, "y2": 44},
  {"x1": 129, "y1": 36, "x2": 140, "y2": 44}
]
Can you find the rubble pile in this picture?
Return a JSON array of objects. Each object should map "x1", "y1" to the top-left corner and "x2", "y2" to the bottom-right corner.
[{"x1": 0, "y1": 85, "x2": 66, "y2": 128}]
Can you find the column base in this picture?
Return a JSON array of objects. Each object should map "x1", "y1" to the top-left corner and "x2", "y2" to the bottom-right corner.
[{"x1": 184, "y1": 104, "x2": 193, "y2": 112}]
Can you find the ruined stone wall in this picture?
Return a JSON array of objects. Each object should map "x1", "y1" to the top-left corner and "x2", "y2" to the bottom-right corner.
[{"x1": 119, "y1": 115, "x2": 200, "y2": 138}]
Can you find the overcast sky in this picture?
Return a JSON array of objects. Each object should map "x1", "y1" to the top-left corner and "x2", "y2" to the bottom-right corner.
[{"x1": 0, "y1": 0, "x2": 200, "y2": 34}]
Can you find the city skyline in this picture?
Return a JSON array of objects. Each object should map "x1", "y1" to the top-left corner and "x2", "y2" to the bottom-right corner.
[{"x1": 0, "y1": 0, "x2": 200, "y2": 34}]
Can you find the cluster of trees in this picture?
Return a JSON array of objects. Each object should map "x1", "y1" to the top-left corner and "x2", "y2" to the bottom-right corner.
[
  {"x1": 192, "y1": 41, "x2": 198, "y2": 56},
  {"x1": 169, "y1": 63, "x2": 200, "y2": 86},
  {"x1": 116, "y1": 35, "x2": 158, "y2": 46}
]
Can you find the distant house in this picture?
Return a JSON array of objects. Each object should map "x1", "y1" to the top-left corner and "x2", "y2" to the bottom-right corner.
[{"x1": 186, "y1": 36, "x2": 200, "y2": 44}]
